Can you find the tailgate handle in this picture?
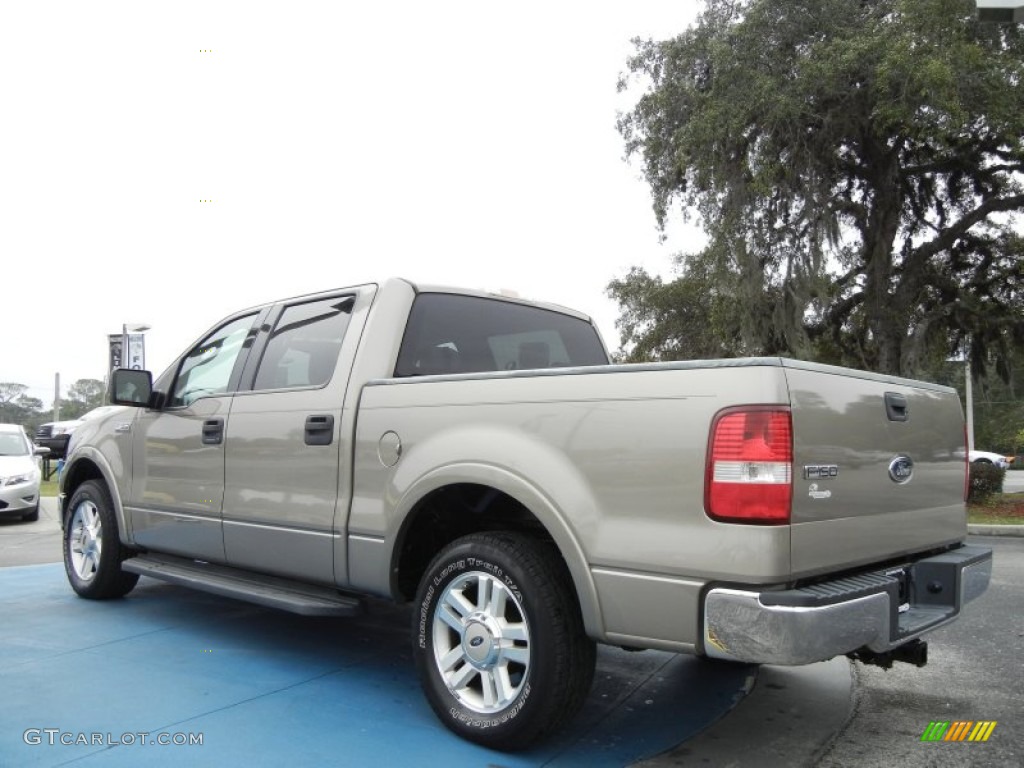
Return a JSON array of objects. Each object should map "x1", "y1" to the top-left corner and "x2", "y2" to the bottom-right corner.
[
  {"x1": 305, "y1": 414, "x2": 335, "y2": 446},
  {"x1": 884, "y1": 392, "x2": 909, "y2": 422}
]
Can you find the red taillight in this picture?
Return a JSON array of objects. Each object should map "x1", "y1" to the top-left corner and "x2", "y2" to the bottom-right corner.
[{"x1": 705, "y1": 407, "x2": 793, "y2": 524}]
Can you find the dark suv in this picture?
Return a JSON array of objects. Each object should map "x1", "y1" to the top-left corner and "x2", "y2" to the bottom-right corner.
[{"x1": 35, "y1": 407, "x2": 120, "y2": 459}]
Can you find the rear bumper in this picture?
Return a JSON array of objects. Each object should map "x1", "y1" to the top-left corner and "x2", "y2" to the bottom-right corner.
[{"x1": 703, "y1": 545, "x2": 992, "y2": 665}]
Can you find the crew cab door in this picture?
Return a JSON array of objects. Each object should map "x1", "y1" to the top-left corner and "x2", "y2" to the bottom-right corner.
[
  {"x1": 128, "y1": 311, "x2": 262, "y2": 562},
  {"x1": 221, "y1": 288, "x2": 373, "y2": 585}
]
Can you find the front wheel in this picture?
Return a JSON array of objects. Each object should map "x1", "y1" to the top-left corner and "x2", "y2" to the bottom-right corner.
[
  {"x1": 412, "y1": 532, "x2": 596, "y2": 751},
  {"x1": 64, "y1": 480, "x2": 139, "y2": 599}
]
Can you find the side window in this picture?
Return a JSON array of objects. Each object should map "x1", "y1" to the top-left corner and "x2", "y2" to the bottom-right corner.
[
  {"x1": 252, "y1": 295, "x2": 354, "y2": 391},
  {"x1": 170, "y1": 314, "x2": 257, "y2": 407}
]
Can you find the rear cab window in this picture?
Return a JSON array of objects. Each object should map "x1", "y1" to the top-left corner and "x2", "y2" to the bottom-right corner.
[{"x1": 394, "y1": 293, "x2": 608, "y2": 377}]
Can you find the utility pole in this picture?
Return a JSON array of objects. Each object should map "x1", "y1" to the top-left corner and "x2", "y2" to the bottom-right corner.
[{"x1": 966, "y1": 364, "x2": 975, "y2": 453}]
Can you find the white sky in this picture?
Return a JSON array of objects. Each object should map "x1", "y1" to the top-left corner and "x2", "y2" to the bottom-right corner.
[{"x1": 2, "y1": 1, "x2": 706, "y2": 408}]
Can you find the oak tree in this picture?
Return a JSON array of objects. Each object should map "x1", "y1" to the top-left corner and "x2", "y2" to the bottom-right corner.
[{"x1": 616, "y1": 0, "x2": 1024, "y2": 377}]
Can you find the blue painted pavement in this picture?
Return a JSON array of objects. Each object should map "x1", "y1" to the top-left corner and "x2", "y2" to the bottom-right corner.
[{"x1": 0, "y1": 564, "x2": 753, "y2": 767}]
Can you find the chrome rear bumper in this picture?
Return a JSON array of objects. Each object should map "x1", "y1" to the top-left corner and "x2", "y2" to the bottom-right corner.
[{"x1": 703, "y1": 545, "x2": 992, "y2": 665}]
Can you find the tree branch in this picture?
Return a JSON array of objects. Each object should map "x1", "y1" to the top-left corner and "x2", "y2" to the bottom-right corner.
[{"x1": 907, "y1": 194, "x2": 1024, "y2": 267}]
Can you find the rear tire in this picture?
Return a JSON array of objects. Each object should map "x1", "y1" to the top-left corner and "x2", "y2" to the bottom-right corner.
[
  {"x1": 412, "y1": 532, "x2": 596, "y2": 751},
  {"x1": 64, "y1": 480, "x2": 139, "y2": 599}
]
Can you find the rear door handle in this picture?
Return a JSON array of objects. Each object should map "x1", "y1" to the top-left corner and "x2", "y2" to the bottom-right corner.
[
  {"x1": 305, "y1": 414, "x2": 335, "y2": 446},
  {"x1": 202, "y1": 418, "x2": 224, "y2": 445}
]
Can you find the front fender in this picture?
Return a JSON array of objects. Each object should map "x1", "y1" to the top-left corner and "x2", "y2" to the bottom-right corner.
[{"x1": 62, "y1": 447, "x2": 133, "y2": 547}]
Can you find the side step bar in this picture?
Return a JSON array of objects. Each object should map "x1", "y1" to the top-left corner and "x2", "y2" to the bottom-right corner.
[{"x1": 122, "y1": 553, "x2": 364, "y2": 617}]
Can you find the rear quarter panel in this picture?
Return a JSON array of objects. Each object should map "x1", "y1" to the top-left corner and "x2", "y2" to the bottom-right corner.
[{"x1": 348, "y1": 361, "x2": 794, "y2": 649}]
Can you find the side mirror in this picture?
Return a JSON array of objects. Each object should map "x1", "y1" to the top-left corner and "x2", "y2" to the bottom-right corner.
[
  {"x1": 111, "y1": 368, "x2": 154, "y2": 407},
  {"x1": 34, "y1": 445, "x2": 51, "y2": 457}
]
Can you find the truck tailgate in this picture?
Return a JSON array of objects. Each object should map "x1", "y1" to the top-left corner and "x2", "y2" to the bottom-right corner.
[{"x1": 784, "y1": 361, "x2": 966, "y2": 578}]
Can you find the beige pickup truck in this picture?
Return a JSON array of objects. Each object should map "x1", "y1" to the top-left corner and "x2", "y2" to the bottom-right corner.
[{"x1": 60, "y1": 278, "x2": 991, "y2": 750}]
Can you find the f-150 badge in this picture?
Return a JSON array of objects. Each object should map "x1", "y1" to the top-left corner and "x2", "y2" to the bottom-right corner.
[{"x1": 803, "y1": 464, "x2": 839, "y2": 480}]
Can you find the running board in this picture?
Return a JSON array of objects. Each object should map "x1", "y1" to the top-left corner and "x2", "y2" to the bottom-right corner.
[{"x1": 122, "y1": 553, "x2": 364, "y2": 617}]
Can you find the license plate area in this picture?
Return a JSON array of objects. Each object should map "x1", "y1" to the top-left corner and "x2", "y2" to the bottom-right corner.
[
  {"x1": 885, "y1": 567, "x2": 911, "y2": 614},
  {"x1": 892, "y1": 559, "x2": 961, "y2": 639}
]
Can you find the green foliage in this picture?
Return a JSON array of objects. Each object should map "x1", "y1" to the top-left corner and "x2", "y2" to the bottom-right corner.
[
  {"x1": 60, "y1": 379, "x2": 105, "y2": 420},
  {"x1": 968, "y1": 462, "x2": 1005, "y2": 502},
  {"x1": 972, "y1": 367, "x2": 1024, "y2": 454},
  {"x1": 0, "y1": 382, "x2": 29, "y2": 409},
  {"x1": 0, "y1": 383, "x2": 41, "y2": 428},
  {"x1": 927, "y1": 354, "x2": 1024, "y2": 455},
  {"x1": 607, "y1": 254, "x2": 790, "y2": 362},
  {"x1": 616, "y1": 0, "x2": 1024, "y2": 376},
  {"x1": 0, "y1": 378, "x2": 105, "y2": 432}
]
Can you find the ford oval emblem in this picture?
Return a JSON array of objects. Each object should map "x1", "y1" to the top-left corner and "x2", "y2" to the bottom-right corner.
[
  {"x1": 888, "y1": 455, "x2": 914, "y2": 484},
  {"x1": 469, "y1": 636, "x2": 485, "y2": 648}
]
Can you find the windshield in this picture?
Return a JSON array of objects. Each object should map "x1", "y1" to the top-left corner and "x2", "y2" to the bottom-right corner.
[{"x1": 0, "y1": 432, "x2": 29, "y2": 457}]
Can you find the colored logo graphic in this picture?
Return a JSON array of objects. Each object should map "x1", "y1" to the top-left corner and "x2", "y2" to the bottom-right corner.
[{"x1": 921, "y1": 721, "x2": 997, "y2": 742}]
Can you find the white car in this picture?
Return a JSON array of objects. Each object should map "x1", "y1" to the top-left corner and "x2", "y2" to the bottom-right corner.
[
  {"x1": 969, "y1": 450, "x2": 1014, "y2": 469},
  {"x1": 0, "y1": 424, "x2": 48, "y2": 522}
]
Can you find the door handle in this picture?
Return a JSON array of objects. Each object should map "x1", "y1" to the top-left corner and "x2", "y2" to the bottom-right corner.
[
  {"x1": 202, "y1": 418, "x2": 225, "y2": 445},
  {"x1": 884, "y1": 392, "x2": 909, "y2": 422},
  {"x1": 304, "y1": 414, "x2": 335, "y2": 446}
]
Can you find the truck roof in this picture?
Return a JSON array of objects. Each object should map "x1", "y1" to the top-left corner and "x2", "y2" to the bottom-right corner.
[
  {"x1": 403, "y1": 278, "x2": 595, "y2": 324},
  {"x1": 227, "y1": 278, "x2": 595, "y2": 325}
]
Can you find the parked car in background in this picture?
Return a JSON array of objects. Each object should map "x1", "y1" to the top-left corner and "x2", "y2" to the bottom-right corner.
[
  {"x1": 35, "y1": 406, "x2": 123, "y2": 460},
  {"x1": 0, "y1": 423, "x2": 48, "y2": 522},
  {"x1": 969, "y1": 450, "x2": 1015, "y2": 469}
]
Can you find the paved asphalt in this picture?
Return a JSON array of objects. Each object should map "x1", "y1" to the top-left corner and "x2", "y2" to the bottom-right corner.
[
  {"x1": 815, "y1": 534, "x2": 1023, "y2": 768},
  {"x1": 1003, "y1": 471, "x2": 1024, "y2": 494},
  {"x1": 0, "y1": 496, "x2": 63, "y2": 566}
]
